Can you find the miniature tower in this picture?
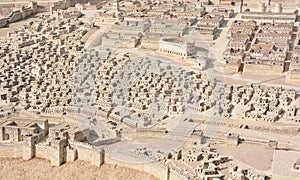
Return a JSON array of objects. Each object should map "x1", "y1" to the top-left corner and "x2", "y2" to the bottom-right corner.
[
  {"x1": 23, "y1": 134, "x2": 36, "y2": 161},
  {"x1": 115, "y1": 0, "x2": 120, "y2": 20},
  {"x1": 227, "y1": 133, "x2": 239, "y2": 146},
  {"x1": 29, "y1": 1, "x2": 38, "y2": 14},
  {"x1": 258, "y1": 3, "x2": 266, "y2": 12},
  {"x1": 20, "y1": 6, "x2": 26, "y2": 19},
  {"x1": 116, "y1": 0, "x2": 120, "y2": 11},
  {"x1": 199, "y1": 130, "x2": 204, "y2": 144},
  {"x1": 0, "y1": 127, "x2": 5, "y2": 141},
  {"x1": 239, "y1": 0, "x2": 243, "y2": 13},
  {"x1": 50, "y1": 137, "x2": 67, "y2": 166},
  {"x1": 274, "y1": 3, "x2": 283, "y2": 13}
]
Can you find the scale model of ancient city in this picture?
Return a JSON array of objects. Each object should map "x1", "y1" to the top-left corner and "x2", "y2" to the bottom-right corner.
[{"x1": 0, "y1": 0, "x2": 299, "y2": 179}]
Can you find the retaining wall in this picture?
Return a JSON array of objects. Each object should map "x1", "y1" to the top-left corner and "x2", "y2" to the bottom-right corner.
[{"x1": 0, "y1": 142, "x2": 23, "y2": 158}]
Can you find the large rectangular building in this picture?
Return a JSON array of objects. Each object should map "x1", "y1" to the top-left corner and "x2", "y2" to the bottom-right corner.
[
  {"x1": 159, "y1": 38, "x2": 195, "y2": 58},
  {"x1": 241, "y1": 3, "x2": 297, "y2": 23}
]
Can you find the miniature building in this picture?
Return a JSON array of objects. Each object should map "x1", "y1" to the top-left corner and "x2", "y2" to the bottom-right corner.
[
  {"x1": 241, "y1": 4, "x2": 297, "y2": 23},
  {"x1": 198, "y1": 15, "x2": 224, "y2": 28},
  {"x1": 243, "y1": 44, "x2": 288, "y2": 74},
  {"x1": 230, "y1": 161, "x2": 267, "y2": 179},
  {"x1": 111, "y1": 20, "x2": 151, "y2": 33},
  {"x1": 287, "y1": 69, "x2": 300, "y2": 84},
  {"x1": 168, "y1": 149, "x2": 182, "y2": 160},
  {"x1": 75, "y1": 2, "x2": 100, "y2": 10},
  {"x1": 0, "y1": 119, "x2": 49, "y2": 142},
  {"x1": 23, "y1": 134, "x2": 38, "y2": 161},
  {"x1": 221, "y1": 48, "x2": 244, "y2": 73},
  {"x1": 49, "y1": 122, "x2": 89, "y2": 142},
  {"x1": 227, "y1": 133, "x2": 239, "y2": 146},
  {"x1": 0, "y1": 118, "x2": 105, "y2": 167},
  {"x1": 286, "y1": 29, "x2": 300, "y2": 84},
  {"x1": 210, "y1": 8, "x2": 234, "y2": 18},
  {"x1": 94, "y1": 11, "x2": 122, "y2": 25},
  {"x1": 226, "y1": 20, "x2": 257, "y2": 39},
  {"x1": 0, "y1": 6, "x2": 299, "y2": 178},
  {"x1": 141, "y1": 35, "x2": 162, "y2": 49},
  {"x1": 141, "y1": 20, "x2": 189, "y2": 49},
  {"x1": 195, "y1": 161, "x2": 225, "y2": 180},
  {"x1": 50, "y1": 136, "x2": 68, "y2": 166},
  {"x1": 147, "y1": 20, "x2": 188, "y2": 37},
  {"x1": 182, "y1": 149, "x2": 203, "y2": 162},
  {"x1": 159, "y1": 38, "x2": 195, "y2": 58},
  {"x1": 164, "y1": 147, "x2": 228, "y2": 179},
  {"x1": 195, "y1": 25, "x2": 217, "y2": 40},
  {"x1": 102, "y1": 31, "x2": 142, "y2": 48},
  {"x1": 241, "y1": 22, "x2": 293, "y2": 74}
]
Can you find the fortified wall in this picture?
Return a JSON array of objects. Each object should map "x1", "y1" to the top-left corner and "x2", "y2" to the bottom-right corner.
[
  {"x1": 50, "y1": 0, "x2": 85, "y2": 14},
  {"x1": 0, "y1": 1, "x2": 37, "y2": 28},
  {"x1": 0, "y1": 119, "x2": 105, "y2": 167},
  {"x1": 0, "y1": 142, "x2": 23, "y2": 158},
  {"x1": 0, "y1": 136, "x2": 105, "y2": 167},
  {"x1": 0, "y1": 118, "x2": 186, "y2": 180}
]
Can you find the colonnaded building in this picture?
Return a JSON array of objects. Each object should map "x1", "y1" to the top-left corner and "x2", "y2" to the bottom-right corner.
[{"x1": 159, "y1": 38, "x2": 195, "y2": 58}]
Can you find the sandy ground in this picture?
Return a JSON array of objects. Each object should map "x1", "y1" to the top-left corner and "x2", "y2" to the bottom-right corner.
[
  {"x1": 0, "y1": 158, "x2": 158, "y2": 180},
  {"x1": 211, "y1": 143, "x2": 274, "y2": 171}
]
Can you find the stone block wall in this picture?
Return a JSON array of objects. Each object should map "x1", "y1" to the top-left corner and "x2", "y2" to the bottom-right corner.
[
  {"x1": 69, "y1": 141, "x2": 104, "y2": 167},
  {"x1": 35, "y1": 144, "x2": 51, "y2": 160},
  {"x1": 0, "y1": 142, "x2": 23, "y2": 158},
  {"x1": 243, "y1": 63, "x2": 284, "y2": 74},
  {"x1": 140, "y1": 38, "x2": 160, "y2": 50},
  {"x1": 22, "y1": 135, "x2": 38, "y2": 160},
  {"x1": 49, "y1": 138, "x2": 67, "y2": 166}
]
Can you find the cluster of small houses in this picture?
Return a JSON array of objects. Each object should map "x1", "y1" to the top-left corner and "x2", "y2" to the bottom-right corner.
[
  {"x1": 0, "y1": 9, "x2": 299, "y2": 128},
  {"x1": 90, "y1": 0, "x2": 235, "y2": 57},
  {"x1": 210, "y1": 83, "x2": 299, "y2": 123},
  {"x1": 0, "y1": 1, "x2": 299, "y2": 179},
  {"x1": 95, "y1": 0, "x2": 206, "y2": 24},
  {"x1": 0, "y1": 11, "x2": 88, "y2": 113},
  {"x1": 222, "y1": 3, "x2": 300, "y2": 85},
  {"x1": 14, "y1": 0, "x2": 298, "y2": 84},
  {"x1": 134, "y1": 145, "x2": 268, "y2": 180},
  {"x1": 61, "y1": 44, "x2": 300, "y2": 129},
  {"x1": 89, "y1": 0, "x2": 300, "y2": 85}
]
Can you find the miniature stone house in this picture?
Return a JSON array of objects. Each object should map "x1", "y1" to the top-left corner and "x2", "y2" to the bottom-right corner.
[
  {"x1": 168, "y1": 149, "x2": 182, "y2": 160},
  {"x1": 227, "y1": 133, "x2": 239, "y2": 146},
  {"x1": 0, "y1": 119, "x2": 49, "y2": 142}
]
